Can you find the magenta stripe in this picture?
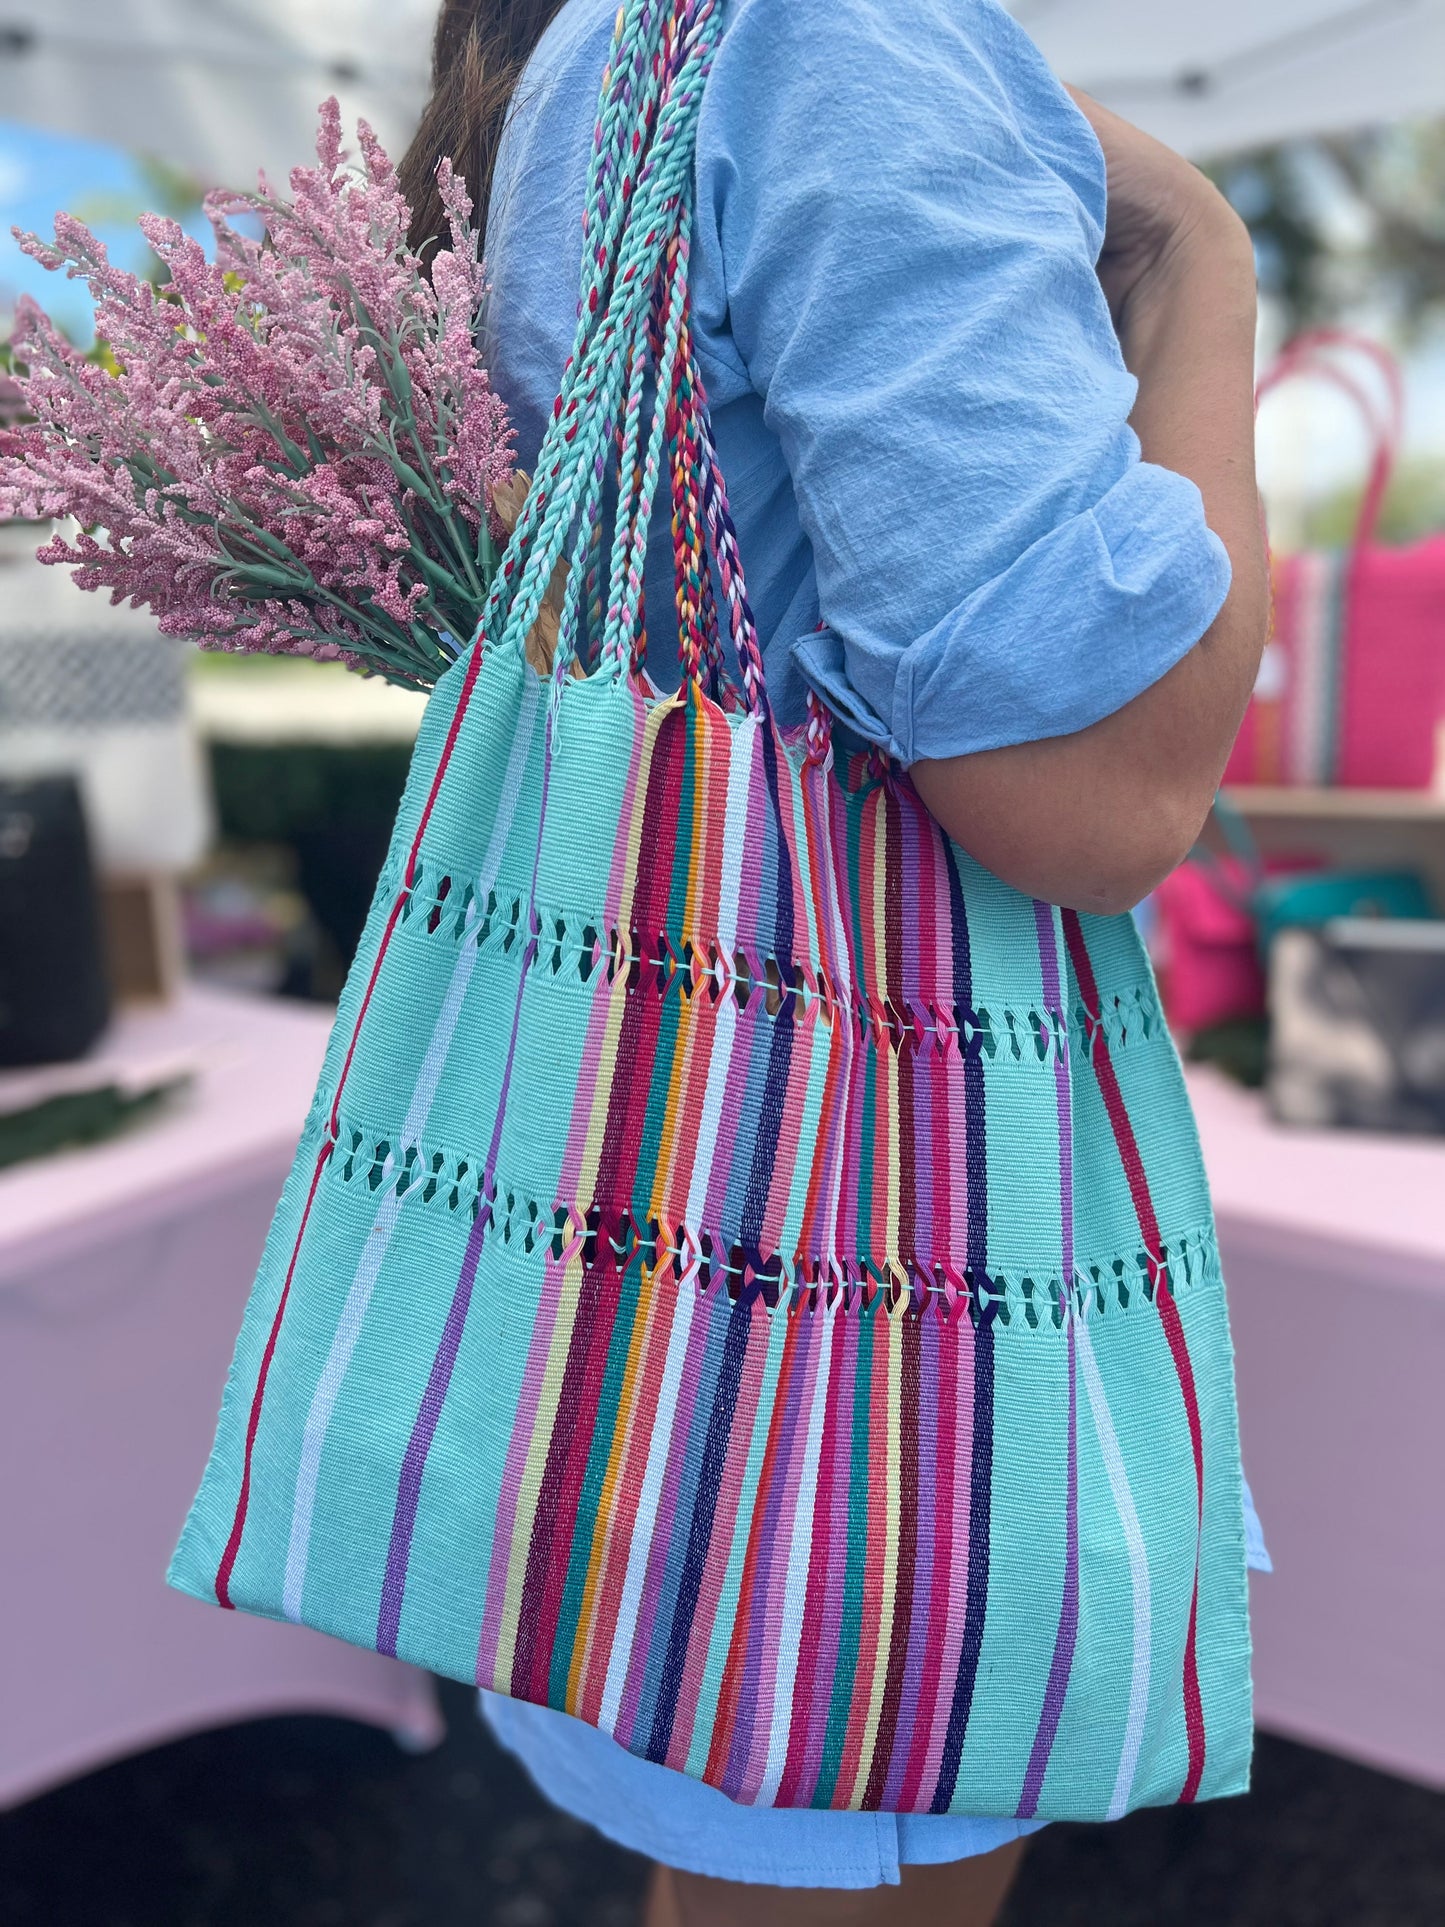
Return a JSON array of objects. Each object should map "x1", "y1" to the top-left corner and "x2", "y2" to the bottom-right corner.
[
  {"x1": 930, "y1": 829, "x2": 959, "y2": 1264},
  {"x1": 613, "y1": 1288, "x2": 715, "y2": 1748},
  {"x1": 775, "y1": 1304, "x2": 846, "y2": 1804},
  {"x1": 720, "y1": 1317, "x2": 815, "y2": 1800},
  {"x1": 740, "y1": 1306, "x2": 829, "y2": 1801},
  {"x1": 826, "y1": 787, "x2": 866, "y2": 1264},
  {"x1": 802, "y1": 762, "x2": 855, "y2": 1261},
  {"x1": 475, "y1": 1256, "x2": 570, "y2": 1685}
]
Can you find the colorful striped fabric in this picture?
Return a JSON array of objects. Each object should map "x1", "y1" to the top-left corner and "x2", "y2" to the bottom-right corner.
[
  {"x1": 169, "y1": 0, "x2": 1252, "y2": 1821},
  {"x1": 1227, "y1": 549, "x2": 1349, "y2": 787},
  {"x1": 1225, "y1": 538, "x2": 1445, "y2": 792},
  {"x1": 1228, "y1": 328, "x2": 1445, "y2": 793}
]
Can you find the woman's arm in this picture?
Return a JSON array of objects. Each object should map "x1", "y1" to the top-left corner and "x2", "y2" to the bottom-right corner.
[{"x1": 912, "y1": 97, "x2": 1268, "y2": 915}]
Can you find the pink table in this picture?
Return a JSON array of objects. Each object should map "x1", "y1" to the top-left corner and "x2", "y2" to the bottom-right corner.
[
  {"x1": 1188, "y1": 1067, "x2": 1445, "y2": 1790},
  {"x1": 0, "y1": 989, "x2": 442, "y2": 1810}
]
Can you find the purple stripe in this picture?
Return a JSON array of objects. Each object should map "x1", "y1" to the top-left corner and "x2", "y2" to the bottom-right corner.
[
  {"x1": 881, "y1": 1300, "x2": 940, "y2": 1808},
  {"x1": 928, "y1": 838, "x2": 994, "y2": 1815},
  {"x1": 720, "y1": 1315, "x2": 815, "y2": 1800},
  {"x1": 376, "y1": 1190, "x2": 487, "y2": 1657},
  {"x1": 613, "y1": 1286, "x2": 716, "y2": 1748},
  {"x1": 1017, "y1": 1321, "x2": 1080, "y2": 1816},
  {"x1": 1034, "y1": 901, "x2": 1075, "y2": 1280},
  {"x1": 708, "y1": 735, "x2": 775, "y2": 1245},
  {"x1": 376, "y1": 739, "x2": 553, "y2": 1659},
  {"x1": 742, "y1": 1304, "x2": 829, "y2": 1802}
]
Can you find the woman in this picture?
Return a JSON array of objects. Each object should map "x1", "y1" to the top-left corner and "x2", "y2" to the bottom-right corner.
[{"x1": 400, "y1": 2, "x2": 1268, "y2": 1921}]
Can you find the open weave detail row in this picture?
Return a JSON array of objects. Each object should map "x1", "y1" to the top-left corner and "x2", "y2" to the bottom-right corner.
[
  {"x1": 322, "y1": 1117, "x2": 1223, "y2": 1330},
  {"x1": 386, "y1": 866, "x2": 1165, "y2": 1064}
]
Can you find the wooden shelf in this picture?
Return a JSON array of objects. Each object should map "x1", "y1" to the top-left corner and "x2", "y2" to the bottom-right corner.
[{"x1": 1219, "y1": 787, "x2": 1445, "y2": 824}]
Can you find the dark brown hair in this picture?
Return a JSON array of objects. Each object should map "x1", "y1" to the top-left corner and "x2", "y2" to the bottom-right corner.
[{"x1": 400, "y1": 1, "x2": 568, "y2": 261}]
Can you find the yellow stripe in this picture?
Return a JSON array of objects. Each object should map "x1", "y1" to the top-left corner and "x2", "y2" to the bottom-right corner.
[
  {"x1": 575, "y1": 695, "x2": 671, "y2": 1205},
  {"x1": 649, "y1": 694, "x2": 711, "y2": 1217},
  {"x1": 566, "y1": 1253, "x2": 664, "y2": 1710},
  {"x1": 493, "y1": 1256, "x2": 587, "y2": 1687},
  {"x1": 495, "y1": 699, "x2": 669, "y2": 1681},
  {"x1": 872, "y1": 795, "x2": 900, "y2": 1266},
  {"x1": 568, "y1": 701, "x2": 709, "y2": 1702}
]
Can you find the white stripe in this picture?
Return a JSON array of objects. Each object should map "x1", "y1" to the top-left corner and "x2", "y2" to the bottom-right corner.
[
  {"x1": 1288, "y1": 552, "x2": 1334, "y2": 786},
  {"x1": 597, "y1": 1279, "x2": 699, "y2": 1735},
  {"x1": 281, "y1": 938, "x2": 478, "y2": 1621},
  {"x1": 713, "y1": 714, "x2": 757, "y2": 959},
  {"x1": 1076, "y1": 1318, "x2": 1153, "y2": 1819},
  {"x1": 683, "y1": 715, "x2": 756, "y2": 1230},
  {"x1": 594, "y1": 715, "x2": 757, "y2": 1727},
  {"x1": 754, "y1": 1301, "x2": 837, "y2": 1804},
  {"x1": 282, "y1": 674, "x2": 541, "y2": 1623},
  {"x1": 817, "y1": 772, "x2": 856, "y2": 1261}
]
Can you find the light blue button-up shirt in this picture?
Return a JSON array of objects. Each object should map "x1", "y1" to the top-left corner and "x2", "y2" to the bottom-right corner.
[{"x1": 483, "y1": 0, "x2": 1231, "y2": 764}]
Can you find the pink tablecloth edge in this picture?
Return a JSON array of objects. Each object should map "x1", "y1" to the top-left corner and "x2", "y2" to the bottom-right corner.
[
  {"x1": 1213, "y1": 1208, "x2": 1445, "y2": 1307},
  {"x1": 0, "y1": 1139, "x2": 299, "y2": 1289},
  {"x1": 1255, "y1": 1699, "x2": 1445, "y2": 1796},
  {"x1": 0, "y1": 1673, "x2": 445, "y2": 1813}
]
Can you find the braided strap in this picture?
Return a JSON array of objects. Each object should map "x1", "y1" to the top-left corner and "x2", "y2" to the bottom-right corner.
[{"x1": 482, "y1": 0, "x2": 771, "y2": 719}]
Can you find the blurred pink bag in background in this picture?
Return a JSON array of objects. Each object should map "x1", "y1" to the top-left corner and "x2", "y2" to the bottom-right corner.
[
  {"x1": 1226, "y1": 329, "x2": 1445, "y2": 791},
  {"x1": 1153, "y1": 857, "x2": 1266, "y2": 1033}
]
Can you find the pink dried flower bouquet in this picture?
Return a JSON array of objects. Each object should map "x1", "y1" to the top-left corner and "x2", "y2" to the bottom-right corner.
[{"x1": 0, "y1": 101, "x2": 515, "y2": 689}]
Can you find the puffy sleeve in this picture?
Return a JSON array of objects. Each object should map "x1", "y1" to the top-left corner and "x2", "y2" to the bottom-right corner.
[{"x1": 692, "y1": 0, "x2": 1232, "y2": 762}]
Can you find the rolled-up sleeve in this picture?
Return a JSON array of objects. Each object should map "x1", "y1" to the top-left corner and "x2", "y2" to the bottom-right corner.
[{"x1": 697, "y1": 0, "x2": 1232, "y2": 761}]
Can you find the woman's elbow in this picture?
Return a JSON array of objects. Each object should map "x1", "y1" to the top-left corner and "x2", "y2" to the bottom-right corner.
[
  {"x1": 1061, "y1": 799, "x2": 1203, "y2": 915},
  {"x1": 912, "y1": 754, "x2": 1211, "y2": 917}
]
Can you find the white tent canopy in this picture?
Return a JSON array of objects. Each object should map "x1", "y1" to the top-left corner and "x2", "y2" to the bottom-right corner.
[
  {"x1": 1019, "y1": 0, "x2": 1445, "y2": 158},
  {"x1": 0, "y1": 0, "x2": 1443, "y2": 189},
  {"x1": 0, "y1": 1, "x2": 434, "y2": 190}
]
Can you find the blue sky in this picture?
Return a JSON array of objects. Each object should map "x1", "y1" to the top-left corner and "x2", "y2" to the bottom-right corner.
[{"x1": 0, "y1": 117, "x2": 196, "y2": 342}]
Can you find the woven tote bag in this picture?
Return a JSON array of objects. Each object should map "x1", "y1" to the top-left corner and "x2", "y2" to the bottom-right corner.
[
  {"x1": 1227, "y1": 328, "x2": 1445, "y2": 790},
  {"x1": 171, "y1": 0, "x2": 1252, "y2": 1820}
]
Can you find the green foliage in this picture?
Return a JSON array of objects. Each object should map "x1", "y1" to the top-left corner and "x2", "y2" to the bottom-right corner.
[
  {"x1": 0, "y1": 1079, "x2": 186, "y2": 1171},
  {"x1": 1297, "y1": 457, "x2": 1445, "y2": 547},
  {"x1": 1214, "y1": 118, "x2": 1445, "y2": 333},
  {"x1": 1211, "y1": 150, "x2": 1328, "y2": 322}
]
